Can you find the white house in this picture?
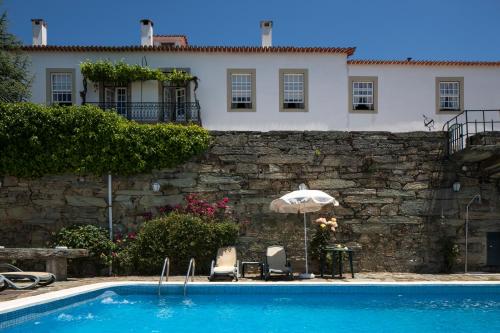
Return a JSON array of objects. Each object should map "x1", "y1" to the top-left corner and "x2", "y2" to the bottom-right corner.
[{"x1": 23, "y1": 19, "x2": 500, "y2": 132}]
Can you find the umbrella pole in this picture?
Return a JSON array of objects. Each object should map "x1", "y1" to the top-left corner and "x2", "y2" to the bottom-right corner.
[{"x1": 299, "y1": 212, "x2": 315, "y2": 279}]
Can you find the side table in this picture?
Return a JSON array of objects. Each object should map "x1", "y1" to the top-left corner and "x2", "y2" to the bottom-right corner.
[{"x1": 241, "y1": 261, "x2": 263, "y2": 279}]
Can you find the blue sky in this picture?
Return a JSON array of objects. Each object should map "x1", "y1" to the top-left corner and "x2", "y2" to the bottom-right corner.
[{"x1": 4, "y1": 0, "x2": 500, "y2": 60}]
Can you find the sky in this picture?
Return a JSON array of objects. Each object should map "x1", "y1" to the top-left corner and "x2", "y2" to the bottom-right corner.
[{"x1": 3, "y1": 0, "x2": 500, "y2": 60}]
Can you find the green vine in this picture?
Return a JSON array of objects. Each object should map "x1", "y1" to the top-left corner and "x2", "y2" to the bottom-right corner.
[
  {"x1": 80, "y1": 60, "x2": 194, "y2": 86},
  {"x1": 0, "y1": 103, "x2": 211, "y2": 177}
]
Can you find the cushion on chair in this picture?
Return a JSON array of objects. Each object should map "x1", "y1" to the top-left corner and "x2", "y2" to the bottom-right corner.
[
  {"x1": 266, "y1": 246, "x2": 288, "y2": 271},
  {"x1": 215, "y1": 246, "x2": 237, "y2": 268},
  {"x1": 213, "y1": 266, "x2": 236, "y2": 274},
  {"x1": 1, "y1": 271, "x2": 54, "y2": 281}
]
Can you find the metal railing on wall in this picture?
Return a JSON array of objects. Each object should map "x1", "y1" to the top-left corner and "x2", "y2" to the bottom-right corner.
[
  {"x1": 86, "y1": 102, "x2": 201, "y2": 124},
  {"x1": 443, "y1": 110, "x2": 500, "y2": 154}
]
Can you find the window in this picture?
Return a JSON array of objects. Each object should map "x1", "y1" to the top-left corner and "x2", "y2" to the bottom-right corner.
[
  {"x1": 280, "y1": 69, "x2": 308, "y2": 112},
  {"x1": 436, "y1": 77, "x2": 464, "y2": 112},
  {"x1": 348, "y1": 76, "x2": 378, "y2": 113},
  {"x1": 227, "y1": 69, "x2": 256, "y2": 112},
  {"x1": 51, "y1": 73, "x2": 72, "y2": 105},
  {"x1": 103, "y1": 86, "x2": 128, "y2": 116},
  {"x1": 46, "y1": 69, "x2": 75, "y2": 105},
  {"x1": 116, "y1": 87, "x2": 128, "y2": 116}
]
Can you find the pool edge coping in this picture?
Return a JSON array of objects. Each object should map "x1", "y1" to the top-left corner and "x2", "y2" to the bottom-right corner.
[{"x1": 1, "y1": 280, "x2": 500, "y2": 315}]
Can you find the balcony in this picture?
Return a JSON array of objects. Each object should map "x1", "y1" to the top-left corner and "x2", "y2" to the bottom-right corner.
[{"x1": 87, "y1": 102, "x2": 201, "y2": 124}]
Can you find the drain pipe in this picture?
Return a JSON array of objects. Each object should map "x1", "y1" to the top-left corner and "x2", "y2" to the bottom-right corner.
[
  {"x1": 107, "y1": 172, "x2": 113, "y2": 275},
  {"x1": 465, "y1": 194, "x2": 481, "y2": 273}
]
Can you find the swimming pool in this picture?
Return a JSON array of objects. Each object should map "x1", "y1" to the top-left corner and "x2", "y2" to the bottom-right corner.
[{"x1": 1, "y1": 283, "x2": 500, "y2": 333}]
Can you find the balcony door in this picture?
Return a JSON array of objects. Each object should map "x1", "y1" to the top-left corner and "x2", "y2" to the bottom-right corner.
[
  {"x1": 163, "y1": 87, "x2": 186, "y2": 122},
  {"x1": 104, "y1": 87, "x2": 127, "y2": 117}
]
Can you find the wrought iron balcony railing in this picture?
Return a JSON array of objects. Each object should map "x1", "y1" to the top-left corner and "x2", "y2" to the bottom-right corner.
[
  {"x1": 86, "y1": 102, "x2": 201, "y2": 124},
  {"x1": 443, "y1": 109, "x2": 500, "y2": 154}
]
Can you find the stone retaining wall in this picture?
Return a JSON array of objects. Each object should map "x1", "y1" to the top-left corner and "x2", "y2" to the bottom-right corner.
[{"x1": 1, "y1": 131, "x2": 499, "y2": 273}]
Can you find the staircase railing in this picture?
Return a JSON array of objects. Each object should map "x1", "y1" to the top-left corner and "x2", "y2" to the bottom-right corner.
[{"x1": 442, "y1": 109, "x2": 500, "y2": 154}]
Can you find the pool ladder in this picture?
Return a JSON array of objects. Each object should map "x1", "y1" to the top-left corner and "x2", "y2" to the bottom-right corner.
[
  {"x1": 183, "y1": 258, "x2": 195, "y2": 296},
  {"x1": 158, "y1": 257, "x2": 170, "y2": 296}
]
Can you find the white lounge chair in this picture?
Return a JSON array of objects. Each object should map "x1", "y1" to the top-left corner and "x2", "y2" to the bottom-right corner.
[
  {"x1": 0, "y1": 263, "x2": 55, "y2": 288},
  {"x1": 0, "y1": 275, "x2": 8, "y2": 291},
  {"x1": 264, "y1": 245, "x2": 293, "y2": 281},
  {"x1": 209, "y1": 246, "x2": 239, "y2": 281}
]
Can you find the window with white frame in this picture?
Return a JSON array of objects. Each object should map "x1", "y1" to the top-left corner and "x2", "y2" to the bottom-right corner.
[
  {"x1": 439, "y1": 81, "x2": 460, "y2": 111},
  {"x1": 283, "y1": 73, "x2": 305, "y2": 109},
  {"x1": 116, "y1": 87, "x2": 128, "y2": 116},
  {"x1": 349, "y1": 76, "x2": 378, "y2": 112},
  {"x1": 231, "y1": 73, "x2": 252, "y2": 109},
  {"x1": 227, "y1": 69, "x2": 255, "y2": 111},
  {"x1": 352, "y1": 81, "x2": 374, "y2": 110},
  {"x1": 51, "y1": 73, "x2": 73, "y2": 105}
]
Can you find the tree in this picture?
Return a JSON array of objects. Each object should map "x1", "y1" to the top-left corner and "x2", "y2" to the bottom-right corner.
[{"x1": 0, "y1": 9, "x2": 31, "y2": 102}]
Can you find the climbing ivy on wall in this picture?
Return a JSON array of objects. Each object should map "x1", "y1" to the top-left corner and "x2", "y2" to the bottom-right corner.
[
  {"x1": 80, "y1": 60, "x2": 194, "y2": 85},
  {"x1": 0, "y1": 103, "x2": 211, "y2": 177}
]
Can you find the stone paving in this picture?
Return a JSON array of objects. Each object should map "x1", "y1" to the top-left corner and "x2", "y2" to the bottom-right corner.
[{"x1": 1, "y1": 272, "x2": 499, "y2": 302}]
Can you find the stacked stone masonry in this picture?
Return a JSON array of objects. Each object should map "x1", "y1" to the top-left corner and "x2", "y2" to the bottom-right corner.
[{"x1": 1, "y1": 131, "x2": 499, "y2": 273}]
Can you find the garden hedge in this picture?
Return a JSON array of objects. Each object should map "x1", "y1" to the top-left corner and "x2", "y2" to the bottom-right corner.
[
  {"x1": 0, "y1": 103, "x2": 211, "y2": 177},
  {"x1": 124, "y1": 212, "x2": 239, "y2": 274}
]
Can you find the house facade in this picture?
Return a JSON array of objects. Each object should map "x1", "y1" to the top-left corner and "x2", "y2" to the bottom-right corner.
[{"x1": 23, "y1": 19, "x2": 500, "y2": 132}]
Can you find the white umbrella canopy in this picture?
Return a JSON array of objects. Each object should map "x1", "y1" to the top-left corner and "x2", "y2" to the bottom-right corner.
[
  {"x1": 270, "y1": 189, "x2": 339, "y2": 214},
  {"x1": 269, "y1": 185, "x2": 340, "y2": 279}
]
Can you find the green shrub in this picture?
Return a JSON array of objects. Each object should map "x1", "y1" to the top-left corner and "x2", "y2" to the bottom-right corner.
[
  {"x1": 441, "y1": 237, "x2": 460, "y2": 273},
  {"x1": 0, "y1": 103, "x2": 211, "y2": 177},
  {"x1": 126, "y1": 212, "x2": 239, "y2": 274},
  {"x1": 52, "y1": 225, "x2": 115, "y2": 266}
]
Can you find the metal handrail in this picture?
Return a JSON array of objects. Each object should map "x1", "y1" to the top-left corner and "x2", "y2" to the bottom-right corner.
[
  {"x1": 183, "y1": 258, "x2": 195, "y2": 296},
  {"x1": 85, "y1": 102, "x2": 201, "y2": 124},
  {"x1": 442, "y1": 109, "x2": 500, "y2": 155},
  {"x1": 158, "y1": 257, "x2": 170, "y2": 296}
]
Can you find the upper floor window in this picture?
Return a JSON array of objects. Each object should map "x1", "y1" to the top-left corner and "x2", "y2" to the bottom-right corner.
[
  {"x1": 46, "y1": 69, "x2": 75, "y2": 105},
  {"x1": 280, "y1": 69, "x2": 308, "y2": 112},
  {"x1": 436, "y1": 77, "x2": 464, "y2": 113},
  {"x1": 349, "y1": 76, "x2": 378, "y2": 113},
  {"x1": 227, "y1": 69, "x2": 256, "y2": 112}
]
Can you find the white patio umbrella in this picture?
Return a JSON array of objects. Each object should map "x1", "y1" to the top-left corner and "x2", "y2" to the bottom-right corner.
[{"x1": 269, "y1": 184, "x2": 339, "y2": 279}]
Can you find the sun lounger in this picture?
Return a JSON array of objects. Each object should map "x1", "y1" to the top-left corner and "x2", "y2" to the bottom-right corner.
[
  {"x1": 0, "y1": 275, "x2": 8, "y2": 292},
  {"x1": 0, "y1": 263, "x2": 56, "y2": 288},
  {"x1": 0, "y1": 273, "x2": 40, "y2": 290},
  {"x1": 209, "y1": 246, "x2": 239, "y2": 281},
  {"x1": 263, "y1": 245, "x2": 293, "y2": 281}
]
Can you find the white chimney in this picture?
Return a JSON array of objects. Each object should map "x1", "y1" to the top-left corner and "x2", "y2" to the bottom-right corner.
[
  {"x1": 31, "y1": 19, "x2": 47, "y2": 46},
  {"x1": 140, "y1": 19, "x2": 154, "y2": 46},
  {"x1": 260, "y1": 20, "x2": 273, "y2": 47}
]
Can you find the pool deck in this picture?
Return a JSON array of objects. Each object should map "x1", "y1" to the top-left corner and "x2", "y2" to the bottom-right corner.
[{"x1": 1, "y1": 272, "x2": 500, "y2": 303}]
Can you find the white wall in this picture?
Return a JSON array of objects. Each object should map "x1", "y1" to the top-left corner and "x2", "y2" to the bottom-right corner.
[
  {"x1": 26, "y1": 51, "x2": 500, "y2": 132},
  {"x1": 347, "y1": 65, "x2": 500, "y2": 132},
  {"x1": 26, "y1": 52, "x2": 348, "y2": 131}
]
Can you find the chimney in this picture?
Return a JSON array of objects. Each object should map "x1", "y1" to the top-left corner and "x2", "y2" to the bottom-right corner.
[
  {"x1": 31, "y1": 19, "x2": 47, "y2": 46},
  {"x1": 260, "y1": 20, "x2": 273, "y2": 47},
  {"x1": 140, "y1": 19, "x2": 154, "y2": 46}
]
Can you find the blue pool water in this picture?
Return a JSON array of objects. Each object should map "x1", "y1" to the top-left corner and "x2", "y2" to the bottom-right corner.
[{"x1": 1, "y1": 285, "x2": 500, "y2": 333}]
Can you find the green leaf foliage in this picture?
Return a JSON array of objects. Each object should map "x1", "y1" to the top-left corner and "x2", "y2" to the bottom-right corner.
[
  {"x1": 0, "y1": 103, "x2": 211, "y2": 177},
  {"x1": 52, "y1": 225, "x2": 115, "y2": 265},
  {"x1": 126, "y1": 212, "x2": 239, "y2": 274},
  {"x1": 0, "y1": 11, "x2": 32, "y2": 102},
  {"x1": 80, "y1": 60, "x2": 193, "y2": 85}
]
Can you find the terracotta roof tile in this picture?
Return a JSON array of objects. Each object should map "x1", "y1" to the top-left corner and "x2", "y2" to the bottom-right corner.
[
  {"x1": 347, "y1": 59, "x2": 500, "y2": 66},
  {"x1": 153, "y1": 35, "x2": 188, "y2": 46},
  {"x1": 21, "y1": 45, "x2": 356, "y2": 56}
]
